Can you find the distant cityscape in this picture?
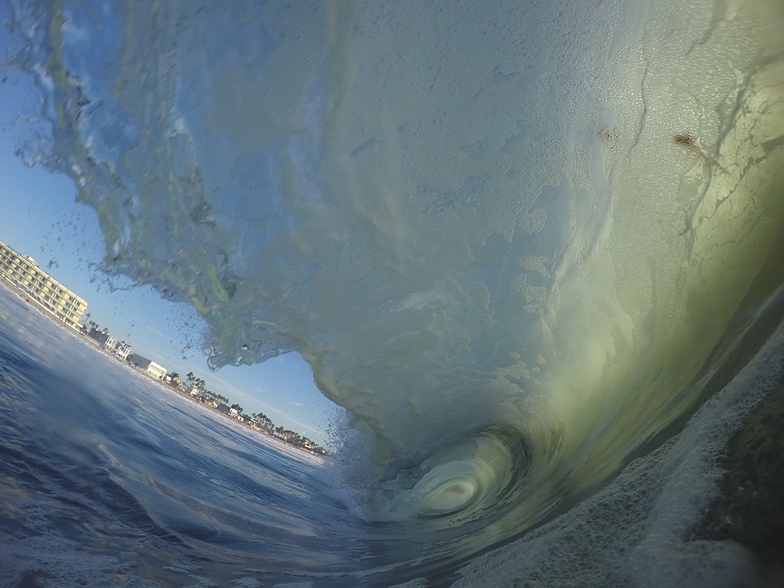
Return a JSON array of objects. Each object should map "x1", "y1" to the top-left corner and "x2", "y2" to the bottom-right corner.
[{"x1": 0, "y1": 239, "x2": 326, "y2": 456}]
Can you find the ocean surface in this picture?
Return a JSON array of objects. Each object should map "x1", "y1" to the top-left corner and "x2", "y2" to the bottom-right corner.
[
  {"x1": 0, "y1": 284, "x2": 375, "y2": 587},
  {"x1": 2, "y1": 0, "x2": 784, "y2": 586}
]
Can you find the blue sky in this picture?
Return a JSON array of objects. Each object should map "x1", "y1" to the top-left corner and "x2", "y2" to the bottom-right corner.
[{"x1": 0, "y1": 38, "x2": 339, "y2": 446}]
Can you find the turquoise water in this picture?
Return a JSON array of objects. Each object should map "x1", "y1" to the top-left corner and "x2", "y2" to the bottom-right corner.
[{"x1": 2, "y1": 0, "x2": 784, "y2": 585}]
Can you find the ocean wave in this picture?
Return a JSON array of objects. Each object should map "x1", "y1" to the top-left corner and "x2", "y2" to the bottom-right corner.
[{"x1": 3, "y1": 0, "x2": 784, "y2": 584}]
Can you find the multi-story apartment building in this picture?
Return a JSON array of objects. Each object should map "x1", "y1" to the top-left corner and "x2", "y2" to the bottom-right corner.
[{"x1": 0, "y1": 240, "x2": 88, "y2": 331}]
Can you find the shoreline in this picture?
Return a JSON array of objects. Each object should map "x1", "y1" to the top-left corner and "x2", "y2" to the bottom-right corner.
[
  {"x1": 0, "y1": 277, "x2": 329, "y2": 459},
  {"x1": 154, "y1": 377, "x2": 329, "y2": 461}
]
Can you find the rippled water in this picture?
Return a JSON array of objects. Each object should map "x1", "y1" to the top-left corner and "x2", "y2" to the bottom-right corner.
[
  {"x1": 0, "y1": 285, "x2": 373, "y2": 586},
  {"x1": 2, "y1": 0, "x2": 784, "y2": 585}
]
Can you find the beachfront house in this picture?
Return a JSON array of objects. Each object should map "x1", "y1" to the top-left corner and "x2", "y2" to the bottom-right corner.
[{"x1": 127, "y1": 353, "x2": 167, "y2": 381}]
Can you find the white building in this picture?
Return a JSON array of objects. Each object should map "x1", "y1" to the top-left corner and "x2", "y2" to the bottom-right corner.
[
  {"x1": 103, "y1": 335, "x2": 117, "y2": 352},
  {"x1": 128, "y1": 354, "x2": 167, "y2": 381},
  {"x1": 113, "y1": 342, "x2": 131, "y2": 361},
  {"x1": 144, "y1": 361, "x2": 167, "y2": 381}
]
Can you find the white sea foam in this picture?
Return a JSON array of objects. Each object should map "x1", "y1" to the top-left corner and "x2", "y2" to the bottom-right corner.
[{"x1": 452, "y1": 317, "x2": 784, "y2": 587}]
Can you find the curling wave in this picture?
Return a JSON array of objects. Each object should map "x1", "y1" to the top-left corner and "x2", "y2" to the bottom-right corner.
[{"x1": 375, "y1": 426, "x2": 531, "y2": 522}]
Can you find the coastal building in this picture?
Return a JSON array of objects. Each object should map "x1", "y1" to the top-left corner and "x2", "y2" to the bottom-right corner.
[
  {"x1": 87, "y1": 330, "x2": 132, "y2": 360},
  {"x1": 143, "y1": 361, "x2": 167, "y2": 380},
  {"x1": 87, "y1": 329, "x2": 116, "y2": 349},
  {"x1": 113, "y1": 341, "x2": 132, "y2": 361},
  {"x1": 0, "y1": 240, "x2": 87, "y2": 330},
  {"x1": 127, "y1": 353, "x2": 167, "y2": 381}
]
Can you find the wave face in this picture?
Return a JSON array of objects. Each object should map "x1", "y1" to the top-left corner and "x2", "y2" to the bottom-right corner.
[{"x1": 5, "y1": 0, "x2": 784, "y2": 584}]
